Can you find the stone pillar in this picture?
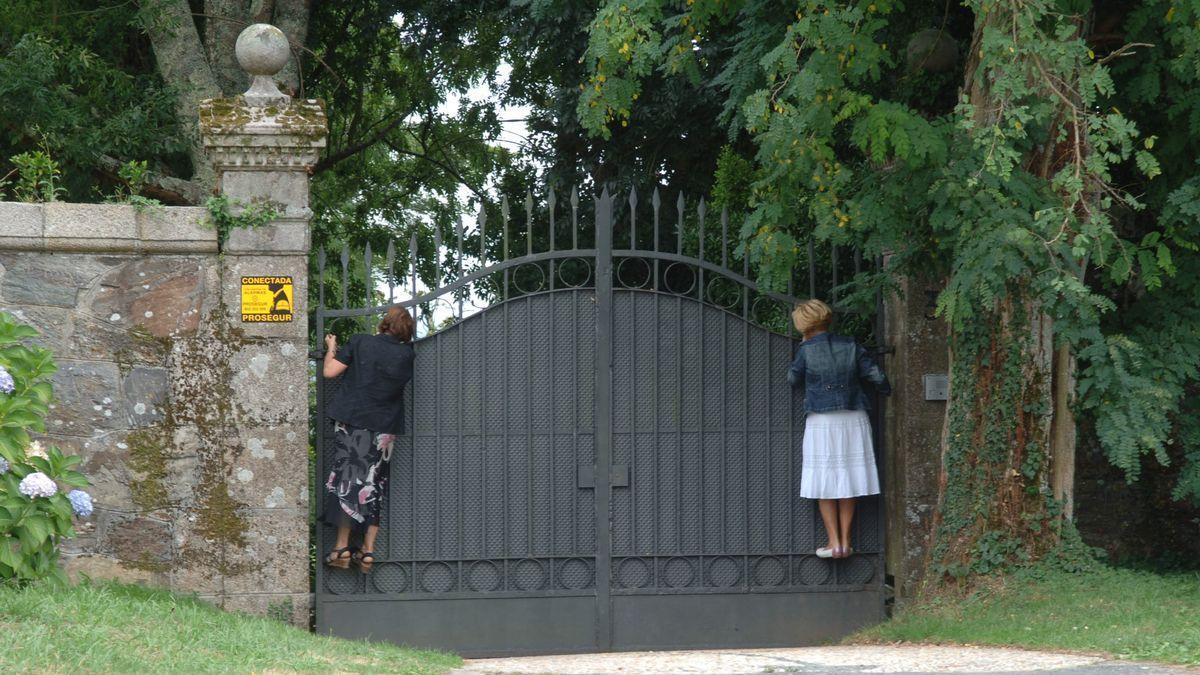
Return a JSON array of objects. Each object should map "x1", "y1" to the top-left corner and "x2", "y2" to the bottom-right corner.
[
  {"x1": 197, "y1": 23, "x2": 326, "y2": 623},
  {"x1": 882, "y1": 271, "x2": 949, "y2": 602}
]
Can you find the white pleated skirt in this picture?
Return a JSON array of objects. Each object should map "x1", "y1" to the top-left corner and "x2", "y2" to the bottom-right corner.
[{"x1": 800, "y1": 409, "x2": 880, "y2": 499}]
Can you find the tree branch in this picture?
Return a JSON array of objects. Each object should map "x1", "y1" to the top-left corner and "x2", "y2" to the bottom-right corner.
[
  {"x1": 383, "y1": 138, "x2": 486, "y2": 200},
  {"x1": 95, "y1": 155, "x2": 205, "y2": 205},
  {"x1": 143, "y1": 0, "x2": 221, "y2": 191},
  {"x1": 313, "y1": 111, "x2": 411, "y2": 174}
]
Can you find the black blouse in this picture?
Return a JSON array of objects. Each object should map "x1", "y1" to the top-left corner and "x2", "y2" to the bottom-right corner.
[{"x1": 326, "y1": 333, "x2": 415, "y2": 434}]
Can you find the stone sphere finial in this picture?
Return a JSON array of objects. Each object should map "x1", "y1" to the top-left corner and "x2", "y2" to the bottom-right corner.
[{"x1": 235, "y1": 23, "x2": 291, "y2": 107}]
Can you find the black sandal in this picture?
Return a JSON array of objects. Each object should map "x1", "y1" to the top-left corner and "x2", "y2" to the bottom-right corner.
[
  {"x1": 353, "y1": 550, "x2": 375, "y2": 573},
  {"x1": 325, "y1": 546, "x2": 354, "y2": 569}
]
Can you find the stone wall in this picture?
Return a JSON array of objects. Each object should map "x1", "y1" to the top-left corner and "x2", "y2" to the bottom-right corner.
[
  {"x1": 882, "y1": 273, "x2": 950, "y2": 601},
  {"x1": 0, "y1": 202, "x2": 310, "y2": 624}
]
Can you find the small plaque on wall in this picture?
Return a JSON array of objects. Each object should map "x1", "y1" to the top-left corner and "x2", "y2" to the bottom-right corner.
[
  {"x1": 241, "y1": 275, "x2": 293, "y2": 322},
  {"x1": 923, "y1": 373, "x2": 949, "y2": 401}
]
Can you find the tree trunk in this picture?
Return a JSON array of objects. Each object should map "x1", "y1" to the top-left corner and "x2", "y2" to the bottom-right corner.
[
  {"x1": 145, "y1": 0, "x2": 223, "y2": 195},
  {"x1": 929, "y1": 295, "x2": 1059, "y2": 579},
  {"x1": 145, "y1": 0, "x2": 311, "y2": 200},
  {"x1": 271, "y1": 0, "x2": 313, "y2": 95},
  {"x1": 926, "y1": 5, "x2": 1090, "y2": 583},
  {"x1": 1049, "y1": 343, "x2": 1076, "y2": 521},
  {"x1": 204, "y1": 0, "x2": 251, "y2": 95}
]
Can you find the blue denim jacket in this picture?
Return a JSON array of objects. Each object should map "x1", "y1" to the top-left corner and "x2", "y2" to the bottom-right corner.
[{"x1": 788, "y1": 333, "x2": 891, "y2": 414}]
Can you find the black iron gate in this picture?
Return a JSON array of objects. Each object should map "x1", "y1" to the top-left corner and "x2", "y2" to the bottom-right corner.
[{"x1": 313, "y1": 188, "x2": 886, "y2": 656}]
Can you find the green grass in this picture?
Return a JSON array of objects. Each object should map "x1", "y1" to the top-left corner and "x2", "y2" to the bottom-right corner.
[
  {"x1": 854, "y1": 565, "x2": 1200, "y2": 666},
  {"x1": 0, "y1": 580, "x2": 461, "y2": 673}
]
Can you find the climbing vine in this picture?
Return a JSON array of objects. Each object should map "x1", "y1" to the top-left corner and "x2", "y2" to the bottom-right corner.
[
  {"x1": 203, "y1": 195, "x2": 281, "y2": 250},
  {"x1": 578, "y1": 0, "x2": 1181, "y2": 582}
]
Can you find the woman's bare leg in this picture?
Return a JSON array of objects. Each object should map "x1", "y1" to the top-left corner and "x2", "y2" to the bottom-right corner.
[
  {"x1": 837, "y1": 498, "x2": 856, "y2": 553},
  {"x1": 362, "y1": 525, "x2": 379, "y2": 553},
  {"x1": 818, "y1": 499, "x2": 841, "y2": 550},
  {"x1": 334, "y1": 526, "x2": 350, "y2": 550},
  {"x1": 325, "y1": 526, "x2": 353, "y2": 566}
]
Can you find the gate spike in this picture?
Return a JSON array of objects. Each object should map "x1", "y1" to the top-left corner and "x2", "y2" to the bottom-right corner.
[
  {"x1": 570, "y1": 186, "x2": 579, "y2": 249},
  {"x1": 478, "y1": 203, "x2": 487, "y2": 263},
  {"x1": 408, "y1": 232, "x2": 419, "y2": 329},
  {"x1": 808, "y1": 238, "x2": 817, "y2": 298},
  {"x1": 743, "y1": 218, "x2": 750, "y2": 319},
  {"x1": 652, "y1": 187, "x2": 661, "y2": 252},
  {"x1": 455, "y1": 218, "x2": 464, "y2": 277},
  {"x1": 363, "y1": 242, "x2": 373, "y2": 309},
  {"x1": 629, "y1": 186, "x2": 638, "y2": 250},
  {"x1": 501, "y1": 195, "x2": 511, "y2": 261},
  {"x1": 788, "y1": 276, "x2": 795, "y2": 337},
  {"x1": 340, "y1": 244, "x2": 349, "y2": 308},
  {"x1": 525, "y1": 190, "x2": 534, "y2": 256},
  {"x1": 548, "y1": 187, "x2": 557, "y2": 252},
  {"x1": 317, "y1": 247, "x2": 326, "y2": 310},
  {"x1": 386, "y1": 240, "x2": 396, "y2": 304},
  {"x1": 831, "y1": 243, "x2": 839, "y2": 305},
  {"x1": 455, "y1": 218, "x2": 464, "y2": 319},
  {"x1": 434, "y1": 224, "x2": 443, "y2": 289},
  {"x1": 697, "y1": 197, "x2": 707, "y2": 260},
  {"x1": 721, "y1": 207, "x2": 729, "y2": 268},
  {"x1": 676, "y1": 192, "x2": 685, "y2": 254}
]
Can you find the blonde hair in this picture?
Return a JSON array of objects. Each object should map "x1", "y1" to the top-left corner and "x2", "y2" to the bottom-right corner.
[{"x1": 792, "y1": 299, "x2": 832, "y2": 337}]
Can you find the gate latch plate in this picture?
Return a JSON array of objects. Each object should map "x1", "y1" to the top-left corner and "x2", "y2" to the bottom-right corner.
[{"x1": 578, "y1": 464, "x2": 630, "y2": 488}]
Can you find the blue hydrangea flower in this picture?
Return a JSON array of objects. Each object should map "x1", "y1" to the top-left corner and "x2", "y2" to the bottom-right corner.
[
  {"x1": 18, "y1": 471, "x2": 56, "y2": 498},
  {"x1": 0, "y1": 457, "x2": 8, "y2": 475},
  {"x1": 67, "y1": 489, "x2": 94, "y2": 517},
  {"x1": 0, "y1": 366, "x2": 13, "y2": 394}
]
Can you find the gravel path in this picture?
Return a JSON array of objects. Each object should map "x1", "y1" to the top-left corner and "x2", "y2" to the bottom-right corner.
[{"x1": 456, "y1": 645, "x2": 1195, "y2": 674}]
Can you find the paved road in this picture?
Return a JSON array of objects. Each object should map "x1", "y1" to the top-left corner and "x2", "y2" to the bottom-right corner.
[{"x1": 456, "y1": 645, "x2": 1195, "y2": 674}]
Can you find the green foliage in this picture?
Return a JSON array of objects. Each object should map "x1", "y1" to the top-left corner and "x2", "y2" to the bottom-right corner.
[
  {"x1": 0, "y1": 580, "x2": 461, "y2": 673},
  {"x1": 0, "y1": 16, "x2": 184, "y2": 201},
  {"x1": 203, "y1": 195, "x2": 282, "y2": 250},
  {"x1": 105, "y1": 160, "x2": 162, "y2": 211},
  {"x1": 0, "y1": 312, "x2": 90, "y2": 583},
  {"x1": 1073, "y1": 1, "x2": 1200, "y2": 506},
  {"x1": 857, "y1": 563, "x2": 1200, "y2": 666},
  {"x1": 578, "y1": 0, "x2": 1200, "y2": 532},
  {"x1": 9, "y1": 146, "x2": 63, "y2": 203}
]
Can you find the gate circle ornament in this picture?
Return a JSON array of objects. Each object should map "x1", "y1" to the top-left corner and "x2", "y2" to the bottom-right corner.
[
  {"x1": 752, "y1": 556, "x2": 787, "y2": 587},
  {"x1": 372, "y1": 562, "x2": 410, "y2": 594},
  {"x1": 751, "y1": 296, "x2": 788, "y2": 330},
  {"x1": 420, "y1": 561, "x2": 456, "y2": 593},
  {"x1": 796, "y1": 555, "x2": 832, "y2": 586},
  {"x1": 556, "y1": 257, "x2": 593, "y2": 288},
  {"x1": 467, "y1": 560, "x2": 502, "y2": 592},
  {"x1": 662, "y1": 262, "x2": 697, "y2": 296},
  {"x1": 616, "y1": 257, "x2": 653, "y2": 289},
  {"x1": 513, "y1": 558, "x2": 548, "y2": 591},
  {"x1": 706, "y1": 556, "x2": 741, "y2": 588},
  {"x1": 325, "y1": 567, "x2": 361, "y2": 595},
  {"x1": 841, "y1": 555, "x2": 876, "y2": 585},
  {"x1": 616, "y1": 557, "x2": 652, "y2": 589},
  {"x1": 557, "y1": 558, "x2": 593, "y2": 590},
  {"x1": 662, "y1": 557, "x2": 696, "y2": 588},
  {"x1": 705, "y1": 276, "x2": 742, "y2": 310},
  {"x1": 512, "y1": 263, "x2": 547, "y2": 295}
]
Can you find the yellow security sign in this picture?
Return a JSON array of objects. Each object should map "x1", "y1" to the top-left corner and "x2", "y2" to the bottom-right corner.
[{"x1": 241, "y1": 276, "x2": 294, "y2": 322}]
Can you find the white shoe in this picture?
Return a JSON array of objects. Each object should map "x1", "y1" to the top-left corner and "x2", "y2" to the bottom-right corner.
[{"x1": 816, "y1": 547, "x2": 835, "y2": 559}]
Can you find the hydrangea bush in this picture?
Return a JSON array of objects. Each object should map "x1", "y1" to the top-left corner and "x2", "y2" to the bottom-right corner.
[{"x1": 0, "y1": 311, "x2": 91, "y2": 582}]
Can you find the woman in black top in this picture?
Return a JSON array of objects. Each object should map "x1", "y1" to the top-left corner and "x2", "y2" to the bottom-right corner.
[{"x1": 320, "y1": 306, "x2": 415, "y2": 572}]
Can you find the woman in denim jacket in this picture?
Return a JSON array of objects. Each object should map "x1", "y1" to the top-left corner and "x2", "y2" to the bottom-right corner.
[{"x1": 788, "y1": 299, "x2": 890, "y2": 559}]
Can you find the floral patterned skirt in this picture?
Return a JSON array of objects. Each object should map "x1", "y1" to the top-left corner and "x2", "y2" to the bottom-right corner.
[{"x1": 320, "y1": 420, "x2": 395, "y2": 532}]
